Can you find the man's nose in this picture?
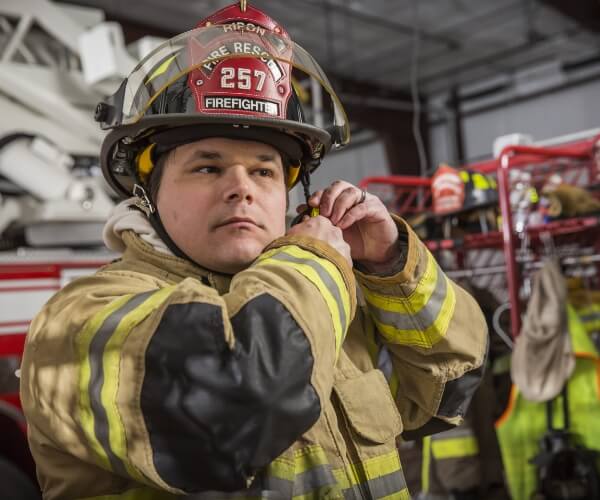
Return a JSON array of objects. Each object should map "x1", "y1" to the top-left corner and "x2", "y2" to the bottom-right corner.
[{"x1": 223, "y1": 167, "x2": 254, "y2": 203}]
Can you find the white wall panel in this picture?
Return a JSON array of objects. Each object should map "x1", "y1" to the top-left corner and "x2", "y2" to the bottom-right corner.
[{"x1": 430, "y1": 79, "x2": 600, "y2": 165}]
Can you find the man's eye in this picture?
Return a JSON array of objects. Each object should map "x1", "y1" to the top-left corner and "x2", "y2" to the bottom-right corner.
[
  {"x1": 191, "y1": 166, "x2": 219, "y2": 174},
  {"x1": 255, "y1": 168, "x2": 274, "y2": 177}
]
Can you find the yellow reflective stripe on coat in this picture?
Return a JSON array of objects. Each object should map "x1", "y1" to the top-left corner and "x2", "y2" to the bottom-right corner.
[
  {"x1": 77, "y1": 287, "x2": 174, "y2": 479},
  {"x1": 332, "y1": 450, "x2": 409, "y2": 498},
  {"x1": 431, "y1": 435, "x2": 479, "y2": 460},
  {"x1": 267, "y1": 445, "x2": 341, "y2": 498},
  {"x1": 362, "y1": 252, "x2": 456, "y2": 348},
  {"x1": 256, "y1": 245, "x2": 350, "y2": 356},
  {"x1": 78, "y1": 293, "x2": 135, "y2": 472}
]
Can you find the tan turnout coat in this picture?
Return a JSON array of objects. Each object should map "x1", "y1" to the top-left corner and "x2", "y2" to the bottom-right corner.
[{"x1": 20, "y1": 217, "x2": 488, "y2": 499}]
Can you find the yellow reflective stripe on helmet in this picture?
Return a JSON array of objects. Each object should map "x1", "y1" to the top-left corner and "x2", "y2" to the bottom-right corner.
[
  {"x1": 102, "y1": 286, "x2": 175, "y2": 479},
  {"x1": 421, "y1": 435, "x2": 432, "y2": 493},
  {"x1": 137, "y1": 143, "x2": 156, "y2": 180},
  {"x1": 362, "y1": 253, "x2": 456, "y2": 348},
  {"x1": 78, "y1": 294, "x2": 135, "y2": 471},
  {"x1": 146, "y1": 54, "x2": 178, "y2": 85},
  {"x1": 256, "y1": 245, "x2": 350, "y2": 356},
  {"x1": 431, "y1": 435, "x2": 479, "y2": 460}
]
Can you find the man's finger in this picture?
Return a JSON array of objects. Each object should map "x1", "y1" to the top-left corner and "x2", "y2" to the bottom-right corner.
[
  {"x1": 330, "y1": 187, "x2": 359, "y2": 225},
  {"x1": 337, "y1": 201, "x2": 369, "y2": 229},
  {"x1": 307, "y1": 189, "x2": 324, "y2": 207},
  {"x1": 318, "y1": 181, "x2": 352, "y2": 216}
]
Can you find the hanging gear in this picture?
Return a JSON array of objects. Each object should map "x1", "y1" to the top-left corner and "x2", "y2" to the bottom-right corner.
[
  {"x1": 496, "y1": 306, "x2": 600, "y2": 500},
  {"x1": 429, "y1": 164, "x2": 499, "y2": 239},
  {"x1": 431, "y1": 164, "x2": 498, "y2": 216},
  {"x1": 529, "y1": 385, "x2": 600, "y2": 500}
]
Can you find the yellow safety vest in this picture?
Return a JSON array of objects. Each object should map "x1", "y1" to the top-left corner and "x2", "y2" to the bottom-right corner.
[{"x1": 495, "y1": 305, "x2": 600, "y2": 500}]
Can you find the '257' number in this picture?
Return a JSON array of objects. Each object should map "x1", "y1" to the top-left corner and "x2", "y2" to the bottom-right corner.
[{"x1": 220, "y1": 67, "x2": 267, "y2": 91}]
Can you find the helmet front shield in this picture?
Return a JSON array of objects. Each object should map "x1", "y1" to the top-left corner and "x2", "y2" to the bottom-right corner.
[{"x1": 97, "y1": 26, "x2": 349, "y2": 152}]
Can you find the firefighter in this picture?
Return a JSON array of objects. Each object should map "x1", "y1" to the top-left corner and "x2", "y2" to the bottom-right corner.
[{"x1": 19, "y1": 2, "x2": 488, "y2": 498}]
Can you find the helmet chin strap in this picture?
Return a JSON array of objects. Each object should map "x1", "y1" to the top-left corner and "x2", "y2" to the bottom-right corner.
[
  {"x1": 132, "y1": 183, "x2": 198, "y2": 264},
  {"x1": 290, "y1": 166, "x2": 319, "y2": 226}
]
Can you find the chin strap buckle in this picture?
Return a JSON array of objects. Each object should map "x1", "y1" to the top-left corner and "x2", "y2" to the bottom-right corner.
[{"x1": 133, "y1": 184, "x2": 155, "y2": 216}]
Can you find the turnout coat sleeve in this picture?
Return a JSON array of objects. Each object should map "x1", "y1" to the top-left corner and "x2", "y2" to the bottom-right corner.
[
  {"x1": 19, "y1": 233, "x2": 356, "y2": 495},
  {"x1": 354, "y1": 216, "x2": 488, "y2": 439}
]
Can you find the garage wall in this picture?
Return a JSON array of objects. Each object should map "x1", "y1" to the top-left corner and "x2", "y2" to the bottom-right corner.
[{"x1": 430, "y1": 78, "x2": 600, "y2": 167}]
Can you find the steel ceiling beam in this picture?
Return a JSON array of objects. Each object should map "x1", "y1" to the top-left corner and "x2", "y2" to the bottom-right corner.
[{"x1": 293, "y1": 0, "x2": 460, "y2": 50}]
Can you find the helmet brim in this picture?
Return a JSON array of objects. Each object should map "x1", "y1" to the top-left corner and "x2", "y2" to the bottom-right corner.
[{"x1": 100, "y1": 113, "x2": 332, "y2": 198}]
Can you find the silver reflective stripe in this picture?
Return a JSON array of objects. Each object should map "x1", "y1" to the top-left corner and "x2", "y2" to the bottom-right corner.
[
  {"x1": 343, "y1": 471, "x2": 407, "y2": 499},
  {"x1": 293, "y1": 464, "x2": 338, "y2": 494},
  {"x1": 366, "y1": 470, "x2": 408, "y2": 498},
  {"x1": 369, "y1": 263, "x2": 447, "y2": 331},
  {"x1": 88, "y1": 291, "x2": 154, "y2": 475},
  {"x1": 343, "y1": 484, "x2": 366, "y2": 500},
  {"x1": 431, "y1": 425, "x2": 474, "y2": 441},
  {"x1": 189, "y1": 490, "x2": 283, "y2": 499},
  {"x1": 377, "y1": 346, "x2": 393, "y2": 382},
  {"x1": 260, "y1": 476, "x2": 293, "y2": 498},
  {"x1": 270, "y1": 252, "x2": 347, "y2": 332}
]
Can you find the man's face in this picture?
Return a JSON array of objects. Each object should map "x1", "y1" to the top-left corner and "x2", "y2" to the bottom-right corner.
[{"x1": 156, "y1": 137, "x2": 287, "y2": 274}]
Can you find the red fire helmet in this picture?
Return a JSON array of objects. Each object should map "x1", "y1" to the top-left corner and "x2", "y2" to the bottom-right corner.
[{"x1": 97, "y1": 1, "x2": 350, "y2": 198}]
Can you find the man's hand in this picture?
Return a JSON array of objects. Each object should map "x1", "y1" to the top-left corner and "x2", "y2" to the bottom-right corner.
[
  {"x1": 287, "y1": 215, "x2": 352, "y2": 267},
  {"x1": 296, "y1": 180, "x2": 399, "y2": 267}
]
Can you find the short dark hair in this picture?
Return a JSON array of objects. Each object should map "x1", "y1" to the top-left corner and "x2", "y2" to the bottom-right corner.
[
  {"x1": 145, "y1": 150, "x2": 171, "y2": 203},
  {"x1": 144, "y1": 148, "x2": 291, "y2": 207}
]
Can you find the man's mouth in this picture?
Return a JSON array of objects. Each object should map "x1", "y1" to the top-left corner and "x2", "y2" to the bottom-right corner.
[{"x1": 216, "y1": 217, "x2": 263, "y2": 229}]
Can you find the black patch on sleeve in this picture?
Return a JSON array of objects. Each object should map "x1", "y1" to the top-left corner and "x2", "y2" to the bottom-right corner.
[
  {"x1": 141, "y1": 294, "x2": 320, "y2": 493},
  {"x1": 436, "y1": 336, "x2": 489, "y2": 419},
  {"x1": 402, "y1": 337, "x2": 489, "y2": 440},
  {"x1": 402, "y1": 417, "x2": 453, "y2": 441}
]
